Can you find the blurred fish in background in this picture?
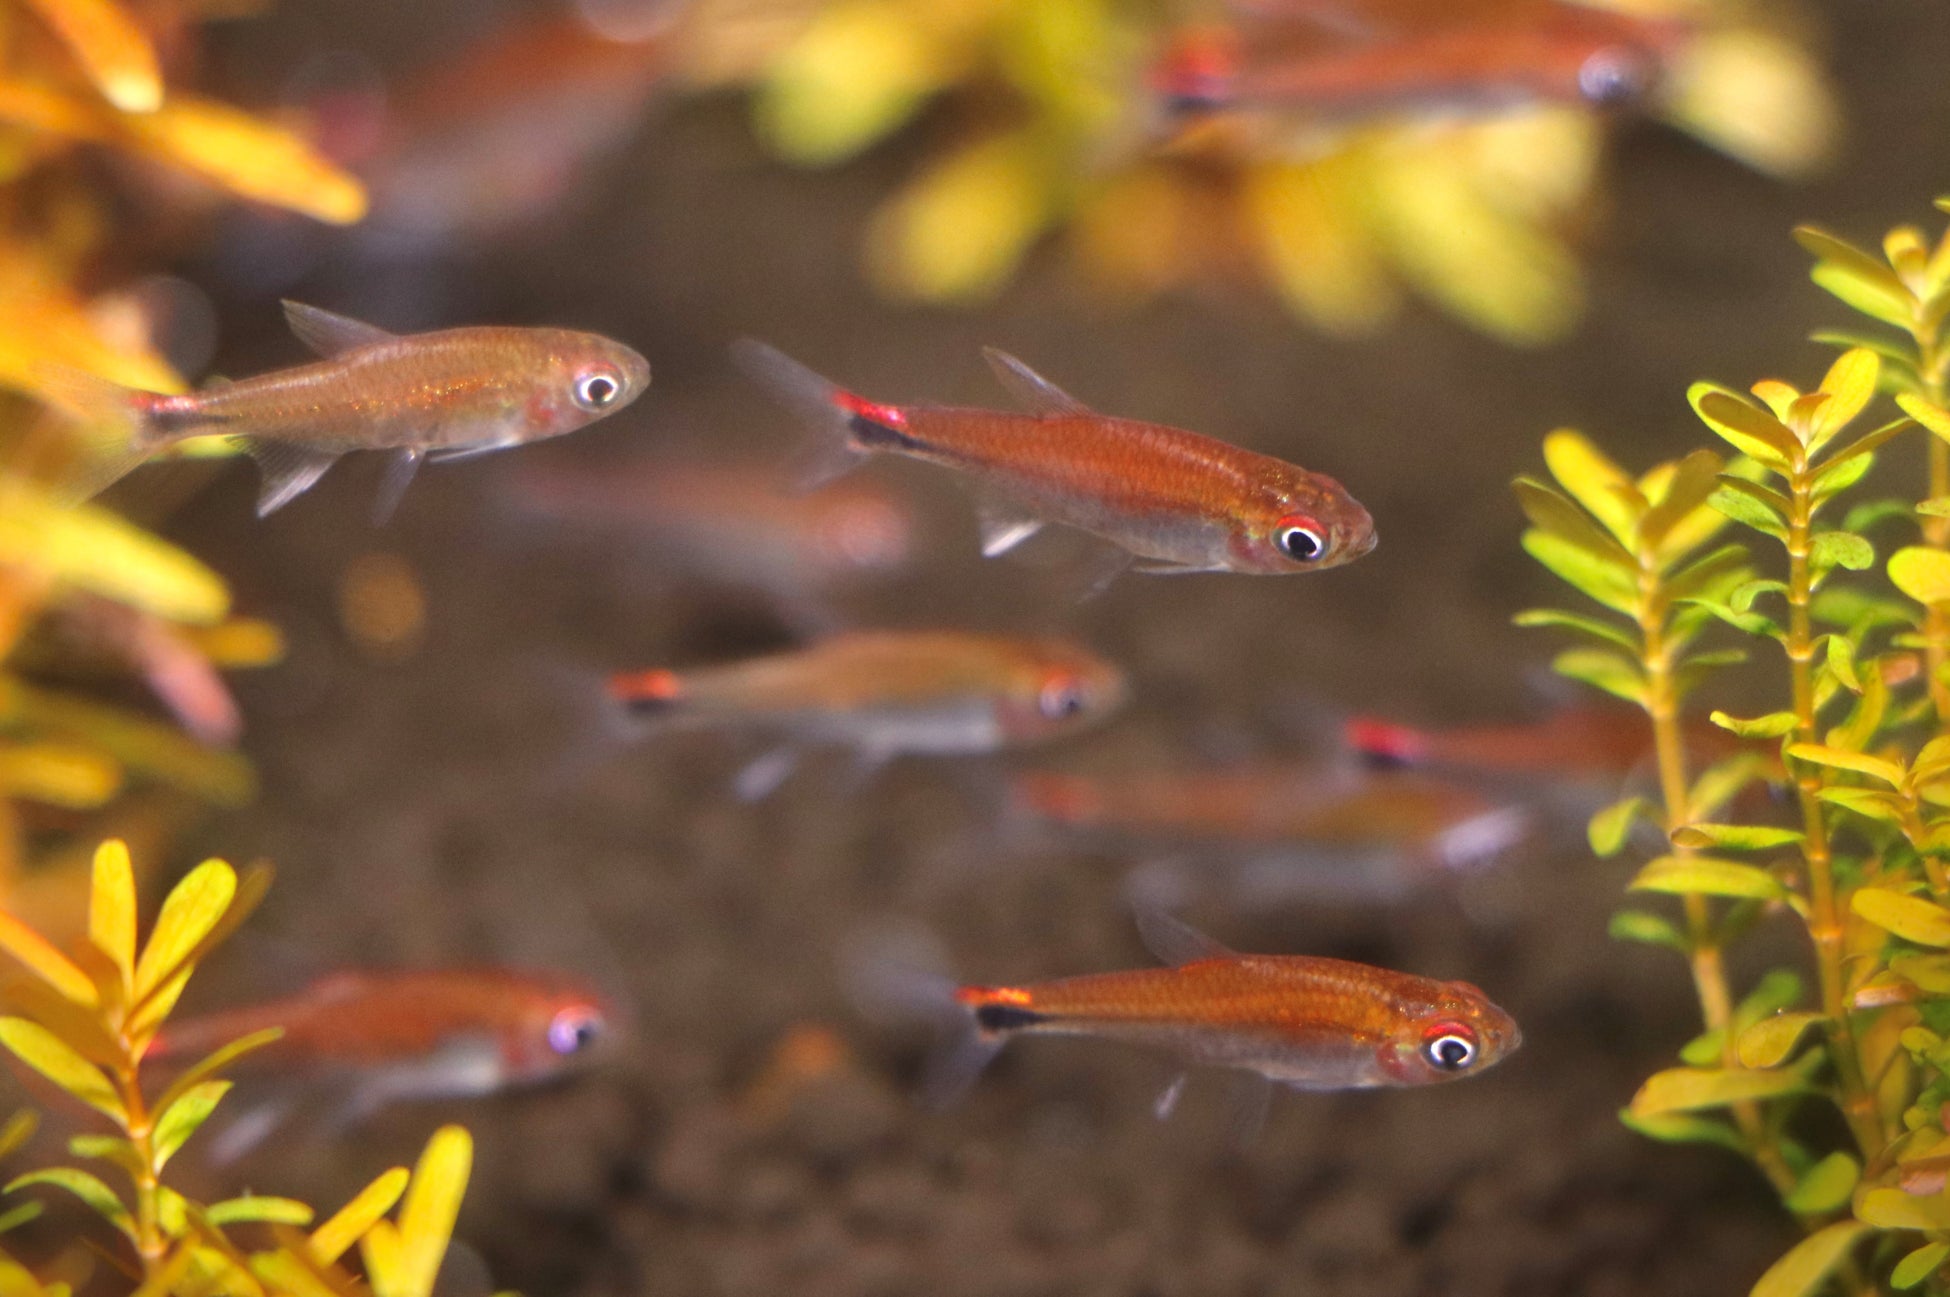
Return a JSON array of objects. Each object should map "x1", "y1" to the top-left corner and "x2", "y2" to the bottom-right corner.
[{"x1": 609, "y1": 628, "x2": 1128, "y2": 798}]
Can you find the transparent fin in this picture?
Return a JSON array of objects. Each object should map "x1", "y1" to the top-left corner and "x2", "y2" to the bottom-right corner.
[
  {"x1": 1224, "y1": 1071, "x2": 1273, "y2": 1148},
  {"x1": 730, "y1": 338, "x2": 872, "y2": 491},
  {"x1": 30, "y1": 363, "x2": 157, "y2": 499},
  {"x1": 372, "y1": 448, "x2": 423, "y2": 525},
  {"x1": 733, "y1": 746, "x2": 800, "y2": 802},
  {"x1": 919, "y1": 1027, "x2": 1006, "y2": 1111},
  {"x1": 281, "y1": 300, "x2": 397, "y2": 358},
  {"x1": 238, "y1": 438, "x2": 340, "y2": 516},
  {"x1": 977, "y1": 500, "x2": 1045, "y2": 557},
  {"x1": 980, "y1": 347, "x2": 1091, "y2": 416},
  {"x1": 1153, "y1": 1072, "x2": 1189, "y2": 1121},
  {"x1": 1131, "y1": 895, "x2": 1236, "y2": 967}
]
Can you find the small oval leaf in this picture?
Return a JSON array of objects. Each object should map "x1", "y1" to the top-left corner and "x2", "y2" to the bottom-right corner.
[{"x1": 1852, "y1": 888, "x2": 1950, "y2": 947}]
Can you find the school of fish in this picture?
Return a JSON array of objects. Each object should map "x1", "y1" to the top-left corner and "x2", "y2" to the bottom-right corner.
[{"x1": 25, "y1": 0, "x2": 1790, "y2": 1165}]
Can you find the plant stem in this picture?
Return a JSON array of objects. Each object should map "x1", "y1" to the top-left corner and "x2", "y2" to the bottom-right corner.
[
  {"x1": 1637, "y1": 563, "x2": 1794, "y2": 1196},
  {"x1": 112, "y1": 1059, "x2": 164, "y2": 1275},
  {"x1": 1783, "y1": 459, "x2": 1883, "y2": 1156},
  {"x1": 1917, "y1": 322, "x2": 1950, "y2": 727}
]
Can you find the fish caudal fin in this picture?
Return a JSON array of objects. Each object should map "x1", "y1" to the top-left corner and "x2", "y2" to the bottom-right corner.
[
  {"x1": 1344, "y1": 716, "x2": 1431, "y2": 768},
  {"x1": 841, "y1": 925, "x2": 1020, "y2": 1108},
  {"x1": 29, "y1": 364, "x2": 184, "y2": 499},
  {"x1": 730, "y1": 339, "x2": 906, "y2": 489},
  {"x1": 920, "y1": 986, "x2": 1043, "y2": 1109}
]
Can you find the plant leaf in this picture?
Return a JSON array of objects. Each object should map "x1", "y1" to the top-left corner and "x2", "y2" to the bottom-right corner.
[
  {"x1": 1513, "y1": 479, "x2": 1634, "y2": 563},
  {"x1": 1630, "y1": 1064, "x2": 1810, "y2": 1116},
  {"x1": 1852, "y1": 888, "x2": 1950, "y2": 947},
  {"x1": 1541, "y1": 430, "x2": 1641, "y2": 545},
  {"x1": 1786, "y1": 743, "x2": 1905, "y2": 786},
  {"x1": 1608, "y1": 910, "x2": 1687, "y2": 953},
  {"x1": 1817, "y1": 785, "x2": 1906, "y2": 823},
  {"x1": 1810, "y1": 531, "x2": 1874, "y2": 578},
  {"x1": 1748, "y1": 1219, "x2": 1870, "y2": 1297},
  {"x1": 0, "y1": 1019, "x2": 123, "y2": 1123},
  {"x1": 1735, "y1": 1012, "x2": 1825, "y2": 1069},
  {"x1": 1859, "y1": 1187, "x2": 1950, "y2": 1231},
  {"x1": 88, "y1": 840, "x2": 136, "y2": 1007},
  {"x1": 1670, "y1": 824, "x2": 1804, "y2": 852},
  {"x1": 1711, "y1": 480, "x2": 1788, "y2": 538},
  {"x1": 1551, "y1": 648, "x2": 1644, "y2": 704},
  {"x1": 1891, "y1": 546, "x2": 1950, "y2": 606},
  {"x1": 311, "y1": 1167, "x2": 410, "y2": 1266},
  {"x1": 1589, "y1": 797, "x2": 1654, "y2": 857},
  {"x1": 1783, "y1": 1151, "x2": 1858, "y2": 1215},
  {"x1": 1891, "y1": 1241, "x2": 1950, "y2": 1290},
  {"x1": 19, "y1": 0, "x2": 161, "y2": 113},
  {"x1": 1899, "y1": 393, "x2": 1950, "y2": 443},
  {"x1": 4, "y1": 1169, "x2": 132, "y2": 1242},
  {"x1": 131, "y1": 859, "x2": 236, "y2": 1004},
  {"x1": 1629, "y1": 855, "x2": 1783, "y2": 901},
  {"x1": 0, "y1": 911, "x2": 98, "y2": 1008},
  {"x1": 1522, "y1": 530, "x2": 1637, "y2": 615},
  {"x1": 1709, "y1": 710, "x2": 1799, "y2": 739},
  {"x1": 151, "y1": 1081, "x2": 229, "y2": 1171},
  {"x1": 1640, "y1": 450, "x2": 1726, "y2": 550},
  {"x1": 153, "y1": 1027, "x2": 283, "y2": 1118},
  {"x1": 393, "y1": 1126, "x2": 472, "y2": 1297},
  {"x1": 1689, "y1": 386, "x2": 1799, "y2": 465},
  {"x1": 1511, "y1": 608, "x2": 1637, "y2": 651},
  {"x1": 1617, "y1": 1108, "x2": 1745, "y2": 1152},
  {"x1": 204, "y1": 1196, "x2": 314, "y2": 1227}
]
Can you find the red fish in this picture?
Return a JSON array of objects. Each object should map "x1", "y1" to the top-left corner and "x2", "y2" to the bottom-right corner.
[
  {"x1": 610, "y1": 630, "x2": 1125, "y2": 797},
  {"x1": 732, "y1": 341, "x2": 1374, "y2": 576},
  {"x1": 40, "y1": 300, "x2": 650, "y2": 516},
  {"x1": 510, "y1": 457, "x2": 915, "y2": 595},
  {"x1": 147, "y1": 967, "x2": 611, "y2": 1096},
  {"x1": 1343, "y1": 703, "x2": 1755, "y2": 785},
  {"x1": 1014, "y1": 764, "x2": 1529, "y2": 873},
  {"x1": 1155, "y1": 1, "x2": 1689, "y2": 122},
  {"x1": 943, "y1": 906, "x2": 1519, "y2": 1103}
]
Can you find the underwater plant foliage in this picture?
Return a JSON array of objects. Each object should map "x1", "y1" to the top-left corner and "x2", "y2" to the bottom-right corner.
[
  {"x1": 712, "y1": 0, "x2": 1837, "y2": 343},
  {"x1": 0, "y1": 839, "x2": 483, "y2": 1297},
  {"x1": 1518, "y1": 198, "x2": 1950, "y2": 1295},
  {"x1": 0, "y1": 0, "x2": 362, "y2": 885}
]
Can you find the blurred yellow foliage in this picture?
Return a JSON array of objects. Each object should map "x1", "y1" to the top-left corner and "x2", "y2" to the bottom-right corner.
[{"x1": 716, "y1": 0, "x2": 1839, "y2": 342}]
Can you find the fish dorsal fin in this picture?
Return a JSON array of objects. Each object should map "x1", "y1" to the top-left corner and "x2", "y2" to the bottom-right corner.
[
  {"x1": 237, "y1": 437, "x2": 341, "y2": 516},
  {"x1": 1132, "y1": 898, "x2": 1236, "y2": 967},
  {"x1": 981, "y1": 347, "x2": 1091, "y2": 417},
  {"x1": 282, "y1": 300, "x2": 397, "y2": 359}
]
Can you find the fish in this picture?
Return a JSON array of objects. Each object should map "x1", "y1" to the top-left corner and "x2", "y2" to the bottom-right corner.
[
  {"x1": 937, "y1": 904, "x2": 1520, "y2": 1109},
  {"x1": 1154, "y1": 1, "x2": 1690, "y2": 123},
  {"x1": 37, "y1": 300, "x2": 651, "y2": 516},
  {"x1": 510, "y1": 457, "x2": 915, "y2": 597},
  {"x1": 731, "y1": 341, "x2": 1374, "y2": 577},
  {"x1": 1343, "y1": 703, "x2": 1758, "y2": 786},
  {"x1": 1013, "y1": 764, "x2": 1530, "y2": 874},
  {"x1": 609, "y1": 630, "x2": 1126, "y2": 798},
  {"x1": 144, "y1": 967, "x2": 612, "y2": 1112}
]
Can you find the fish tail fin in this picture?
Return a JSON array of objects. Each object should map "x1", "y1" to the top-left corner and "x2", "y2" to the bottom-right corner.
[
  {"x1": 730, "y1": 339, "x2": 907, "y2": 490},
  {"x1": 842, "y1": 924, "x2": 1023, "y2": 1108},
  {"x1": 1344, "y1": 716, "x2": 1431, "y2": 768},
  {"x1": 29, "y1": 364, "x2": 183, "y2": 499}
]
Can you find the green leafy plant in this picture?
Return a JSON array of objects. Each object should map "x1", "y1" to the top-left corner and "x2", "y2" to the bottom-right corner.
[
  {"x1": 0, "y1": 839, "x2": 481, "y2": 1297},
  {"x1": 1517, "y1": 198, "x2": 1950, "y2": 1296}
]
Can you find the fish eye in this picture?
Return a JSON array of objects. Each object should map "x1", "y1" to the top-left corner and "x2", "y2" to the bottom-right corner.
[
  {"x1": 573, "y1": 370, "x2": 622, "y2": 411},
  {"x1": 1422, "y1": 1022, "x2": 1479, "y2": 1072},
  {"x1": 1579, "y1": 49, "x2": 1647, "y2": 105},
  {"x1": 1038, "y1": 676, "x2": 1088, "y2": 721},
  {"x1": 547, "y1": 1005, "x2": 606, "y2": 1056},
  {"x1": 1273, "y1": 516, "x2": 1327, "y2": 563}
]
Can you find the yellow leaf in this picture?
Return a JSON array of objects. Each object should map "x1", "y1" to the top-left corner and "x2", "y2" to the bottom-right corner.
[
  {"x1": 360, "y1": 1221, "x2": 405, "y2": 1297},
  {"x1": 88, "y1": 839, "x2": 136, "y2": 1004},
  {"x1": 0, "y1": 678, "x2": 254, "y2": 807},
  {"x1": 1890, "y1": 547, "x2": 1950, "y2": 607},
  {"x1": 311, "y1": 1167, "x2": 410, "y2": 1266},
  {"x1": 186, "y1": 618, "x2": 284, "y2": 669},
  {"x1": 391, "y1": 1126, "x2": 472, "y2": 1297},
  {"x1": 1749, "y1": 1220, "x2": 1870, "y2": 1297},
  {"x1": 0, "y1": 1019, "x2": 123, "y2": 1122},
  {"x1": 0, "y1": 742, "x2": 120, "y2": 809},
  {"x1": 131, "y1": 858, "x2": 234, "y2": 1003},
  {"x1": 0, "y1": 909, "x2": 97, "y2": 1006},
  {"x1": 1629, "y1": 1064, "x2": 1809, "y2": 1116},
  {"x1": 1852, "y1": 888, "x2": 1950, "y2": 948},
  {"x1": 1663, "y1": 27, "x2": 1838, "y2": 179},
  {"x1": 866, "y1": 129, "x2": 1046, "y2": 303},
  {"x1": 0, "y1": 481, "x2": 228, "y2": 625},
  {"x1": 21, "y1": 0, "x2": 161, "y2": 113},
  {"x1": 1243, "y1": 160, "x2": 1396, "y2": 337},
  {"x1": 1541, "y1": 430, "x2": 1641, "y2": 546},
  {"x1": 1810, "y1": 348, "x2": 1878, "y2": 450},
  {"x1": 754, "y1": 0, "x2": 958, "y2": 164},
  {"x1": 120, "y1": 97, "x2": 367, "y2": 224}
]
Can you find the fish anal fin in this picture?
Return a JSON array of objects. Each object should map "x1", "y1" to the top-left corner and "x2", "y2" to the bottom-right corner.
[
  {"x1": 281, "y1": 300, "x2": 397, "y2": 359},
  {"x1": 976, "y1": 497, "x2": 1046, "y2": 557},
  {"x1": 980, "y1": 348, "x2": 1091, "y2": 417},
  {"x1": 372, "y1": 448, "x2": 423, "y2": 525},
  {"x1": 1131, "y1": 896, "x2": 1237, "y2": 967},
  {"x1": 237, "y1": 437, "x2": 340, "y2": 516},
  {"x1": 1154, "y1": 1072, "x2": 1188, "y2": 1121}
]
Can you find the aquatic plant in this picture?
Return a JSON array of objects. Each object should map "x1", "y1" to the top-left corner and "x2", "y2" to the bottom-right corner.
[
  {"x1": 699, "y1": 0, "x2": 1836, "y2": 342},
  {"x1": 0, "y1": 0, "x2": 360, "y2": 887},
  {"x1": 0, "y1": 839, "x2": 483, "y2": 1297},
  {"x1": 1517, "y1": 198, "x2": 1950, "y2": 1294}
]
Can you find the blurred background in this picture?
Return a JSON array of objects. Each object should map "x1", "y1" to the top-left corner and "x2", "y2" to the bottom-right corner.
[{"x1": 3, "y1": 0, "x2": 1949, "y2": 1292}]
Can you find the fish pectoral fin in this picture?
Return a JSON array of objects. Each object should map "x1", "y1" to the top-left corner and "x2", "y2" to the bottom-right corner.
[
  {"x1": 1130, "y1": 894, "x2": 1238, "y2": 967},
  {"x1": 980, "y1": 347, "x2": 1092, "y2": 417},
  {"x1": 1153, "y1": 1072, "x2": 1189, "y2": 1121},
  {"x1": 237, "y1": 438, "x2": 341, "y2": 517},
  {"x1": 427, "y1": 439, "x2": 514, "y2": 464},
  {"x1": 372, "y1": 449, "x2": 423, "y2": 525},
  {"x1": 976, "y1": 500, "x2": 1045, "y2": 557},
  {"x1": 1132, "y1": 561, "x2": 1228, "y2": 575},
  {"x1": 281, "y1": 300, "x2": 398, "y2": 358},
  {"x1": 733, "y1": 747, "x2": 801, "y2": 802}
]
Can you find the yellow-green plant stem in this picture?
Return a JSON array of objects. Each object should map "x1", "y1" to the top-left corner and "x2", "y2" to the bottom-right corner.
[
  {"x1": 1637, "y1": 562, "x2": 1794, "y2": 1195},
  {"x1": 1784, "y1": 457, "x2": 1883, "y2": 1155},
  {"x1": 1916, "y1": 324, "x2": 1950, "y2": 728},
  {"x1": 110, "y1": 1060, "x2": 164, "y2": 1274}
]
